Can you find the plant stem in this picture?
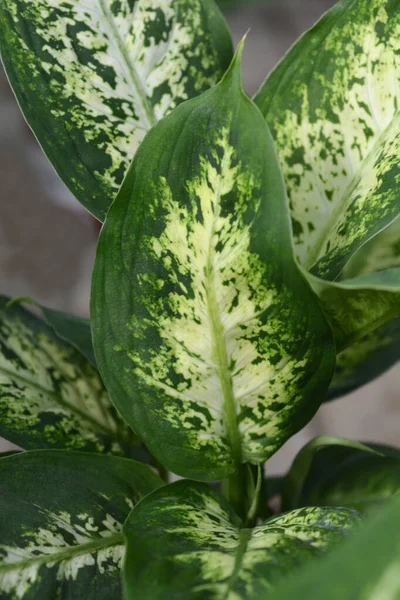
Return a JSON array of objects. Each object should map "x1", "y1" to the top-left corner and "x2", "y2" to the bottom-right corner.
[
  {"x1": 223, "y1": 464, "x2": 248, "y2": 521},
  {"x1": 151, "y1": 457, "x2": 169, "y2": 483}
]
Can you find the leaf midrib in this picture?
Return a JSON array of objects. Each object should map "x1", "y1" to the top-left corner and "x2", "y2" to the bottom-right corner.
[
  {"x1": 204, "y1": 201, "x2": 242, "y2": 466},
  {"x1": 0, "y1": 532, "x2": 123, "y2": 573},
  {"x1": 97, "y1": 0, "x2": 156, "y2": 129},
  {"x1": 222, "y1": 529, "x2": 252, "y2": 600}
]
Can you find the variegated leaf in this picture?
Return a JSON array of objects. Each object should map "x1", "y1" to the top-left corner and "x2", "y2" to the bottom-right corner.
[
  {"x1": 0, "y1": 0, "x2": 233, "y2": 220},
  {"x1": 123, "y1": 480, "x2": 359, "y2": 600},
  {"x1": 269, "y1": 496, "x2": 400, "y2": 600},
  {"x1": 0, "y1": 296, "x2": 136, "y2": 455},
  {"x1": 254, "y1": 0, "x2": 400, "y2": 280},
  {"x1": 91, "y1": 47, "x2": 335, "y2": 481},
  {"x1": 0, "y1": 451, "x2": 162, "y2": 600}
]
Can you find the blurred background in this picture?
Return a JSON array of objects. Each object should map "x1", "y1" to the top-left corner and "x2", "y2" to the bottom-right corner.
[{"x1": 1, "y1": 0, "x2": 399, "y2": 471}]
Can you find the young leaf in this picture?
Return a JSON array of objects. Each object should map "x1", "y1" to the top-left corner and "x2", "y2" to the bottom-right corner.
[
  {"x1": 0, "y1": 296, "x2": 135, "y2": 455},
  {"x1": 269, "y1": 496, "x2": 400, "y2": 600},
  {"x1": 91, "y1": 46, "x2": 335, "y2": 481},
  {"x1": 254, "y1": 0, "x2": 400, "y2": 279},
  {"x1": 123, "y1": 480, "x2": 359, "y2": 600},
  {"x1": 281, "y1": 436, "x2": 379, "y2": 511},
  {"x1": 0, "y1": 0, "x2": 233, "y2": 220},
  {"x1": 0, "y1": 451, "x2": 162, "y2": 600}
]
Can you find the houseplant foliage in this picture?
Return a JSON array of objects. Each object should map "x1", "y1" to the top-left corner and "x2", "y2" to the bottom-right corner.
[{"x1": 1, "y1": 0, "x2": 400, "y2": 598}]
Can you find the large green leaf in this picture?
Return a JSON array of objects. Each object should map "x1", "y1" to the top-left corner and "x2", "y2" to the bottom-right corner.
[
  {"x1": 0, "y1": 296, "x2": 136, "y2": 455},
  {"x1": 254, "y1": 0, "x2": 400, "y2": 279},
  {"x1": 0, "y1": 0, "x2": 233, "y2": 220},
  {"x1": 0, "y1": 450, "x2": 162, "y2": 600},
  {"x1": 91, "y1": 47, "x2": 335, "y2": 481},
  {"x1": 269, "y1": 496, "x2": 400, "y2": 600},
  {"x1": 254, "y1": 0, "x2": 400, "y2": 395},
  {"x1": 123, "y1": 480, "x2": 359, "y2": 600}
]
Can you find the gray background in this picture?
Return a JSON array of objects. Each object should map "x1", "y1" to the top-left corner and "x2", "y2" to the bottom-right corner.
[{"x1": 1, "y1": 0, "x2": 398, "y2": 472}]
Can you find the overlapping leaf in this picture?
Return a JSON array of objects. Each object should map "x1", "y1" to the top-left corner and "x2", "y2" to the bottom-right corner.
[
  {"x1": 0, "y1": 0, "x2": 233, "y2": 219},
  {"x1": 0, "y1": 296, "x2": 135, "y2": 455},
  {"x1": 123, "y1": 479, "x2": 359, "y2": 600},
  {"x1": 0, "y1": 451, "x2": 162, "y2": 600},
  {"x1": 254, "y1": 0, "x2": 400, "y2": 394},
  {"x1": 91, "y1": 47, "x2": 335, "y2": 480},
  {"x1": 269, "y1": 496, "x2": 400, "y2": 600}
]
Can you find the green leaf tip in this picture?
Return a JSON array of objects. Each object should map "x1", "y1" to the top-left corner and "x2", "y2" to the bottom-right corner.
[{"x1": 221, "y1": 33, "x2": 248, "y2": 90}]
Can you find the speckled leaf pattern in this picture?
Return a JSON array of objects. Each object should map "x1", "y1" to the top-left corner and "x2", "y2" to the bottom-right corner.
[
  {"x1": 91, "y1": 50, "x2": 335, "y2": 480},
  {"x1": 123, "y1": 480, "x2": 359, "y2": 600},
  {"x1": 0, "y1": 296, "x2": 134, "y2": 455},
  {"x1": 0, "y1": 451, "x2": 162, "y2": 600},
  {"x1": 270, "y1": 496, "x2": 400, "y2": 600},
  {"x1": 255, "y1": 0, "x2": 400, "y2": 279},
  {"x1": 0, "y1": 0, "x2": 233, "y2": 220}
]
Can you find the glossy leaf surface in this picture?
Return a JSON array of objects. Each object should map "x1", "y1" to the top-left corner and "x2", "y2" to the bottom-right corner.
[
  {"x1": 123, "y1": 480, "x2": 359, "y2": 600},
  {"x1": 92, "y1": 50, "x2": 335, "y2": 480},
  {"x1": 0, "y1": 451, "x2": 161, "y2": 600},
  {"x1": 0, "y1": 0, "x2": 233, "y2": 219},
  {"x1": 270, "y1": 496, "x2": 400, "y2": 600},
  {"x1": 0, "y1": 296, "x2": 133, "y2": 455}
]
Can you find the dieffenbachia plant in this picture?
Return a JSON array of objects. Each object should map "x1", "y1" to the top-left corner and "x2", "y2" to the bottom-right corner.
[{"x1": 1, "y1": 0, "x2": 400, "y2": 598}]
